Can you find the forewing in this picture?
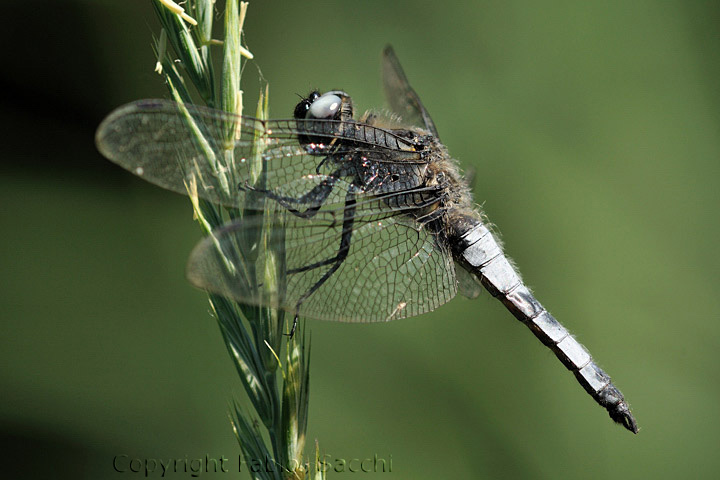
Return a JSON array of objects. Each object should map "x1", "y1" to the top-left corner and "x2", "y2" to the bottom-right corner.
[
  {"x1": 96, "y1": 99, "x2": 425, "y2": 208},
  {"x1": 186, "y1": 177, "x2": 458, "y2": 322},
  {"x1": 382, "y1": 45, "x2": 439, "y2": 138}
]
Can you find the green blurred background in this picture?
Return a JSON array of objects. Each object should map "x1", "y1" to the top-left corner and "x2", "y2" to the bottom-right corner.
[{"x1": 2, "y1": 0, "x2": 719, "y2": 478}]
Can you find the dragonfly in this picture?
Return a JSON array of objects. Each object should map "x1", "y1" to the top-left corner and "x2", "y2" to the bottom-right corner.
[{"x1": 96, "y1": 46, "x2": 638, "y2": 433}]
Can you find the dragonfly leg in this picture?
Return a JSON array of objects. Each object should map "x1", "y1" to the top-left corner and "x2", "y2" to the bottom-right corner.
[
  {"x1": 315, "y1": 155, "x2": 331, "y2": 174},
  {"x1": 240, "y1": 175, "x2": 340, "y2": 219},
  {"x1": 287, "y1": 191, "x2": 357, "y2": 335},
  {"x1": 286, "y1": 312, "x2": 300, "y2": 338}
]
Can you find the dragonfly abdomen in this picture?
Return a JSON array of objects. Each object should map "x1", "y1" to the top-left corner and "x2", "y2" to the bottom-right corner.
[{"x1": 453, "y1": 220, "x2": 638, "y2": 433}]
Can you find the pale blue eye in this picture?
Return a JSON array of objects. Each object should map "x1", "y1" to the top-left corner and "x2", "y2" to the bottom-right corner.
[{"x1": 308, "y1": 93, "x2": 341, "y2": 119}]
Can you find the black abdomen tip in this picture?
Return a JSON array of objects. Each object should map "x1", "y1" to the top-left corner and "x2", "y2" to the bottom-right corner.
[{"x1": 610, "y1": 403, "x2": 639, "y2": 434}]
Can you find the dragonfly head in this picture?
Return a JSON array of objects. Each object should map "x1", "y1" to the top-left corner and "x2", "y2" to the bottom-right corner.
[{"x1": 294, "y1": 90, "x2": 353, "y2": 121}]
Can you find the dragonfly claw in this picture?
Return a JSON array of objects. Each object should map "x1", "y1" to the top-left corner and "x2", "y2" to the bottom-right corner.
[{"x1": 285, "y1": 313, "x2": 299, "y2": 338}]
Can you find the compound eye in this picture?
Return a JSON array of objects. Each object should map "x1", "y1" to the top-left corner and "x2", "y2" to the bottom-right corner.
[
  {"x1": 293, "y1": 91, "x2": 322, "y2": 119},
  {"x1": 293, "y1": 100, "x2": 310, "y2": 119},
  {"x1": 307, "y1": 93, "x2": 342, "y2": 119}
]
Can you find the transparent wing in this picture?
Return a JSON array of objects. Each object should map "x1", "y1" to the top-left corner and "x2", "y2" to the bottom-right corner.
[
  {"x1": 455, "y1": 263, "x2": 483, "y2": 299},
  {"x1": 186, "y1": 177, "x2": 458, "y2": 322},
  {"x1": 96, "y1": 99, "x2": 427, "y2": 208},
  {"x1": 382, "y1": 45, "x2": 439, "y2": 138}
]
